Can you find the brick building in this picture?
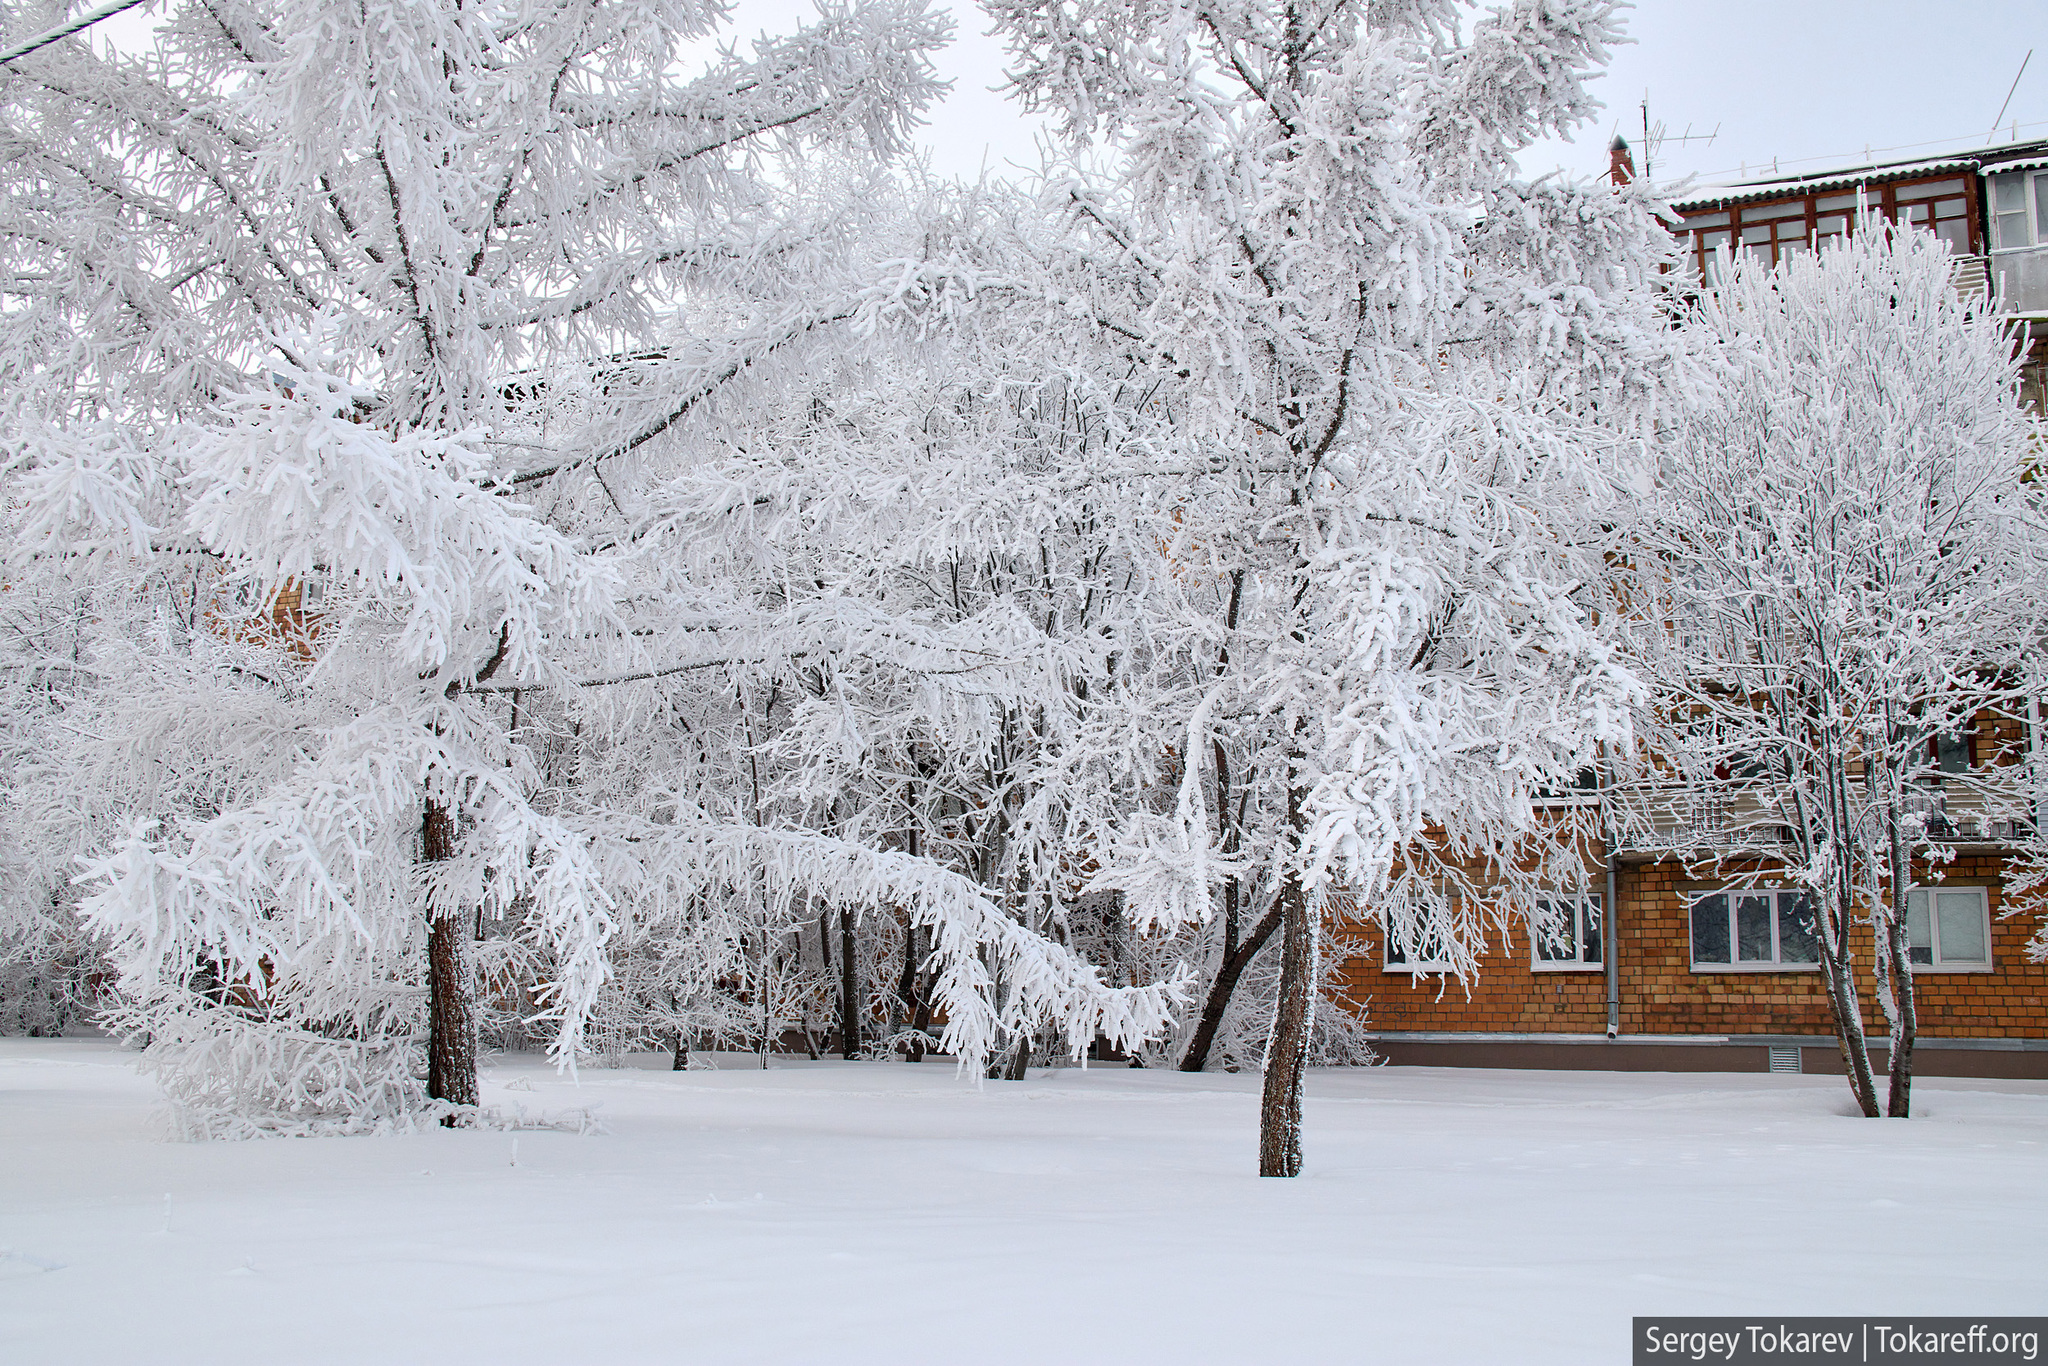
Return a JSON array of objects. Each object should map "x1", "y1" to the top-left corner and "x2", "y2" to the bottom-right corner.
[{"x1": 1346, "y1": 138, "x2": 2048, "y2": 1077}]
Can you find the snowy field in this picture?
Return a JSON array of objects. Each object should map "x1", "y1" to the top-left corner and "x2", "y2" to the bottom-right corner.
[{"x1": 5, "y1": 1040, "x2": 2045, "y2": 1364}]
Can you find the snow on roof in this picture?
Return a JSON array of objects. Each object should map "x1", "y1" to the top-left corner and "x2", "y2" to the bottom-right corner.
[
  {"x1": 1980, "y1": 157, "x2": 2048, "y2": 176},
  {"x1": 1673, "y1": 158, "x2": 1979, "y2": 212}
]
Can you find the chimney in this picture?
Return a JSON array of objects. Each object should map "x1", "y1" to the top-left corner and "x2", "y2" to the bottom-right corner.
[{"x1": 1609, "y1": 134, "x2": 1635, "y2": 186}]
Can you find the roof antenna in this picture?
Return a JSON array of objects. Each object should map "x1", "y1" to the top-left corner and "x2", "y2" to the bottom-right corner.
[
  {"x1": 1988, "y1": 50, "x2": 2032, "y2": 144},
  {"x1": 1637, "y1": 94, "x2": 1716, "y2": 186}
]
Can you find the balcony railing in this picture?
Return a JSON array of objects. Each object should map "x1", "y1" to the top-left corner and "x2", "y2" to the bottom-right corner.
[{"x1": 1606, "y1": 779, "x2": 2032, "y2": 858}]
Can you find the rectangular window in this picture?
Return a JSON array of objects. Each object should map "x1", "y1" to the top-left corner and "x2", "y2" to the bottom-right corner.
[
  {"x1": 1905, "y1": 887, "x2": 1992, "y2": 971},
  {"x1": 1531, "y1": 893, "x2": 1603, "y2": 970},
  {"x1": 1689, "y1": 889, "x2": 1820, "y2": 970},
  {"x1": 1384, "y1": 917, "x2": 1455, "y2": 973},
  {"x1": 1933, "y1": 728, "x2": 1972, "y2": 774},
  {"x1": 1992, "y1": 172, "x2": 2032, "y2": 250}
]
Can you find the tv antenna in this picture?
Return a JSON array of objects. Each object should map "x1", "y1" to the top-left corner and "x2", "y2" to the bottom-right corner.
[
  {"x1": 1988, "y1": 50, "x2": 2031, "y2": 143},
  {"x1": 1639, "y1": 96, "x2": 1718, "y2": 185}
]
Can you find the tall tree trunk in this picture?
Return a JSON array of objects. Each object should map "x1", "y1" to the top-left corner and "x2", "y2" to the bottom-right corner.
[
  {"x1": 1180, "y1": 899, "x2": 1284, "y2": 1072},
  {"x1": 1257, "y1": 866, "x2": 1313, "y2": 1177},
  {"x1": 838, "y1": 905, "x2": 860, "y2": 1059},
  {"x1": 1817, "y1": 885, "x2": 1880, "y2": 1118},
  {"x1": 423, "y1": 796, "x2": 477, "y2": 1125},
  {"x1": 896, "y1": 920, "x2": 927, "y2": 1061},
  {"x1": 1878, "y1": 811, "x2": 1918, "y2": 1117}
]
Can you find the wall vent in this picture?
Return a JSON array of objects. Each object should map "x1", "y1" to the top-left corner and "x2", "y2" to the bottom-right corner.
[{"x1": 1768, "y1": 1046, "x2": 1802, "y2": 1074}]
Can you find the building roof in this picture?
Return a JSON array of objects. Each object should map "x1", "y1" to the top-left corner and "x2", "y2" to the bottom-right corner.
[{"x1": 1671, "y1": 137, "x2": 2048, "y2": 212}]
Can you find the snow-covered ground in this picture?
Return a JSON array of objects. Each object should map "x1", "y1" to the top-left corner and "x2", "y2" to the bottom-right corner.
[{"x1": 4, "y1": 1040, "x2": 2044, "y2": 1364}]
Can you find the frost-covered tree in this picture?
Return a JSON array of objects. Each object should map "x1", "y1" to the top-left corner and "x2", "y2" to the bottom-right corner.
[
  {"x1": 1628, "y1": 224, "x2": 2043, "y2": 1119},
  {"x1": 0, "y1": 0, "x2": 962, "y2": 1132},
  {"x1": 977, "y1": 0, "x2": 1667, "y2": 1171}
]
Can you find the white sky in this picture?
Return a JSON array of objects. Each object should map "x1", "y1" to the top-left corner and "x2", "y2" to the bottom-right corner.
[{"x1": 87, "y1": 0, "x2": 2047, "y2": 190}]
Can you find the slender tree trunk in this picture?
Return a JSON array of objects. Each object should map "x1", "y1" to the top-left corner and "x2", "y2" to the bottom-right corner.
[
  {"x1": 1257, "y1": 866, "x2": 1314, "y2": 1177},
  {"x1": 423, "y1": 796, "x2": 477, "y2": 1124},
  {"x1": 838, "y1": 905, "x2": 860, "y2": 1059},
  {"x1": 1817, "y1": 883, "x2": 1880, "y2": 1118},
  {"x1": 1180, "y1": 899, "x2": 1284, "y2": 1072},
  {"x1": 1880, "y1": 811, "x2": 1918, "y2": 1117},
  {"x1": 896, "y1": 920, "x2": 927, "y2": 1061},
  {"x1": 671, "y1": 1033, "x2": 688, "y2": 1071}
]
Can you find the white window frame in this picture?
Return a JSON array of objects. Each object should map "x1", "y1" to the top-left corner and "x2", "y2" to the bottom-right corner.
[
  {"x1": 1904, "y1": 886, "x2": 1993, "y2": 973},
  {"x1": 1382, "y1": 913, "x2": 1457, "y2": 974},
  {"x1": 1688, "y1": 887, "x2": 1822, "y2": 973},
  {"x1": 1530, "y1": 891, "x2": 1604, "y2": 972},
  {"x1": 1987, "y1": 168, "x2": 2048, "y2": 252}
]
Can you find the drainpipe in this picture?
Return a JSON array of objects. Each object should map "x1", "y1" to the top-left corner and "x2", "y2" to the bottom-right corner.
[
  {"x1": 2030, "y1": 694, "x2": 2042, "y2": 835},
  {"x1": 1604, "y1": 854, "x2": 1620, "y2": 1039},
  {"x1": 1602, "y1": 758, "x2": 1620, "y2": 1040}
]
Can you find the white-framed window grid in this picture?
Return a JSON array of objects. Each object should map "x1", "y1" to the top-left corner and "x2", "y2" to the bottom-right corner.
[
  {"x1": 1689, "y1": 888, "x2": 1820, "y2": 971},
  {"x1": 1988, "y1": 168, "x2": 2048, "y2": 252},
  {"x1": 1531, "y1": 892, "x2": 1603, "y2": 971},
  {"x1": 1904, "y1": 886, "x2": 1992, "y2": 972},
  {"x1": 1382, "y1": 927, "x2": 1455, "y2": 974}
]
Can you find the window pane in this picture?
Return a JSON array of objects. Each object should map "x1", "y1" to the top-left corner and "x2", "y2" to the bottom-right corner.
[
  {"x1": 1534, "y1": 898, "x2": 1574, "y2": 961},
  {"x1": 1906, "y1": 890, "x2": 1933, "y2": 966},
  {"x1": 1937, "y1": 218, "x2": 1969, "y2": 254},
  {"x1": 1936, "y1": 891, "x2": 1987, "y2": 964},
  {"x1": 1736, "y1": 894, "x2": 1774, "y2": 962},
  {"x1": 1896, "y1": 177, "x2": 1966, "y2": 198},
  {"x1": 1997, "y1": 210, "x2": 2031, "y2": 250},
  {"x1": 1692, "y1": 894, "x2": 1730, "y2": 965},
  {"x1": 1742, "y1": 224, "x2": 1773, "y2": 244},
  {"x1": 1993, "y1": 173, "x2": 2026, "y2": 212},
  {"x1": 1778, "y1": 893, "x2": 1818, "y2": 963},
  {"x1": 1687, "y1": 212, "x2": 1730, "y2": 228},
  {"x1": 1936, "y1": 731, "x2": 1970, "y2": 773},
  {"x1": 1903, "y1": 202, "x2": 1931, "y2": 225},
  {"x1": 2036, "y1": 175, "x2": 2048, "y2": 241},
  {"x1": 1817, "y1": 192, "x2": 1860, "y2": 210},
  {"x1": 1582, "y1": 895, "x2": 1602, "y2": 965}
]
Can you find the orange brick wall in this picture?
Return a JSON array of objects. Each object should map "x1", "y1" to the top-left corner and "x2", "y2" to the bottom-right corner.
[{"x1": 1334, "y1": 846, "x2": 2048, "y2": 1038}]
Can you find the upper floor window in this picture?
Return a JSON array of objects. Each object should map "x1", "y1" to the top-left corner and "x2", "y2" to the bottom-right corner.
[
  {"x1": 1989, "y1": 170, "x2": 2048, "y2": 251},
  {"x1": 1531, "y1": 892, "x2": 1603, "y2": 971},
  {"x1": 1904, "y1": 887, "x2": 1992, "y2": 971},
  {"x1": 1689, "y1": 888, "x2": 1819, "y2": 970},
  {"x1": 1681, "y1": 177, "x2": 1975, "y2": 281}
]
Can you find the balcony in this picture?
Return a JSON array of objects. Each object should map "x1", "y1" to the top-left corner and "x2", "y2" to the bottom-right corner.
[{"x1": 1606, "y1": 781, "x2": 2032, "y2": 861}]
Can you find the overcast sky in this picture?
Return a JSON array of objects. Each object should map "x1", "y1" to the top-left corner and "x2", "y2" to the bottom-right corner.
[
  {"x1": 92, "y1": 0, "x2": 2046, "y2": 190},
  {"x1": 892, "y1": 0, "x2": 2048, "y2": 190}
]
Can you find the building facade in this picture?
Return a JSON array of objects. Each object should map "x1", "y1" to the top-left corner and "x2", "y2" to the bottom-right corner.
[{"x1": 1344, "y1": 139, "x2": 2048, "y2": 1077}]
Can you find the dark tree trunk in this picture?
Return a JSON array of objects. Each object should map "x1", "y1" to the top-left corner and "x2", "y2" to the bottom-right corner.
[
  {"x1": 1000, "y1": 1029, "x2": 1031, "y2": 1081},
  {"x1": 1257, "y1": 864, "x2": 1313, "y2": 1178},
  {"x1": 672, "y1": 1033, "x2": 688, "y2": 1071},
  {"x1": 838, "y1": 905, "x2": 860, "y2": 1059},
  {"x1": 423, "y1": 796, "x2": 477, "y2": 1124},
  {"x1": 1179, "y1": 900, "x2": 1285, "y2": 1072},
  {"x1": 896, "y1": 921, "x2": 927, "y2": 1061}
]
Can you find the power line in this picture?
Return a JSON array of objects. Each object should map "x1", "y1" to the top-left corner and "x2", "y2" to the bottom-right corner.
[
  {"x1": 1687, "y1": 116, "x2": 2048, "y2": 185},
  {"x1": 0, "y1": 0, "x2": 154, "y2": 68}
]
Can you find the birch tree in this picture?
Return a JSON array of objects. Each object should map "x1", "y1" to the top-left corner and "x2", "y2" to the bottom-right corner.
[{"x1": 1630, "y1": 223, "x2": 2042, "y2": 1119}]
